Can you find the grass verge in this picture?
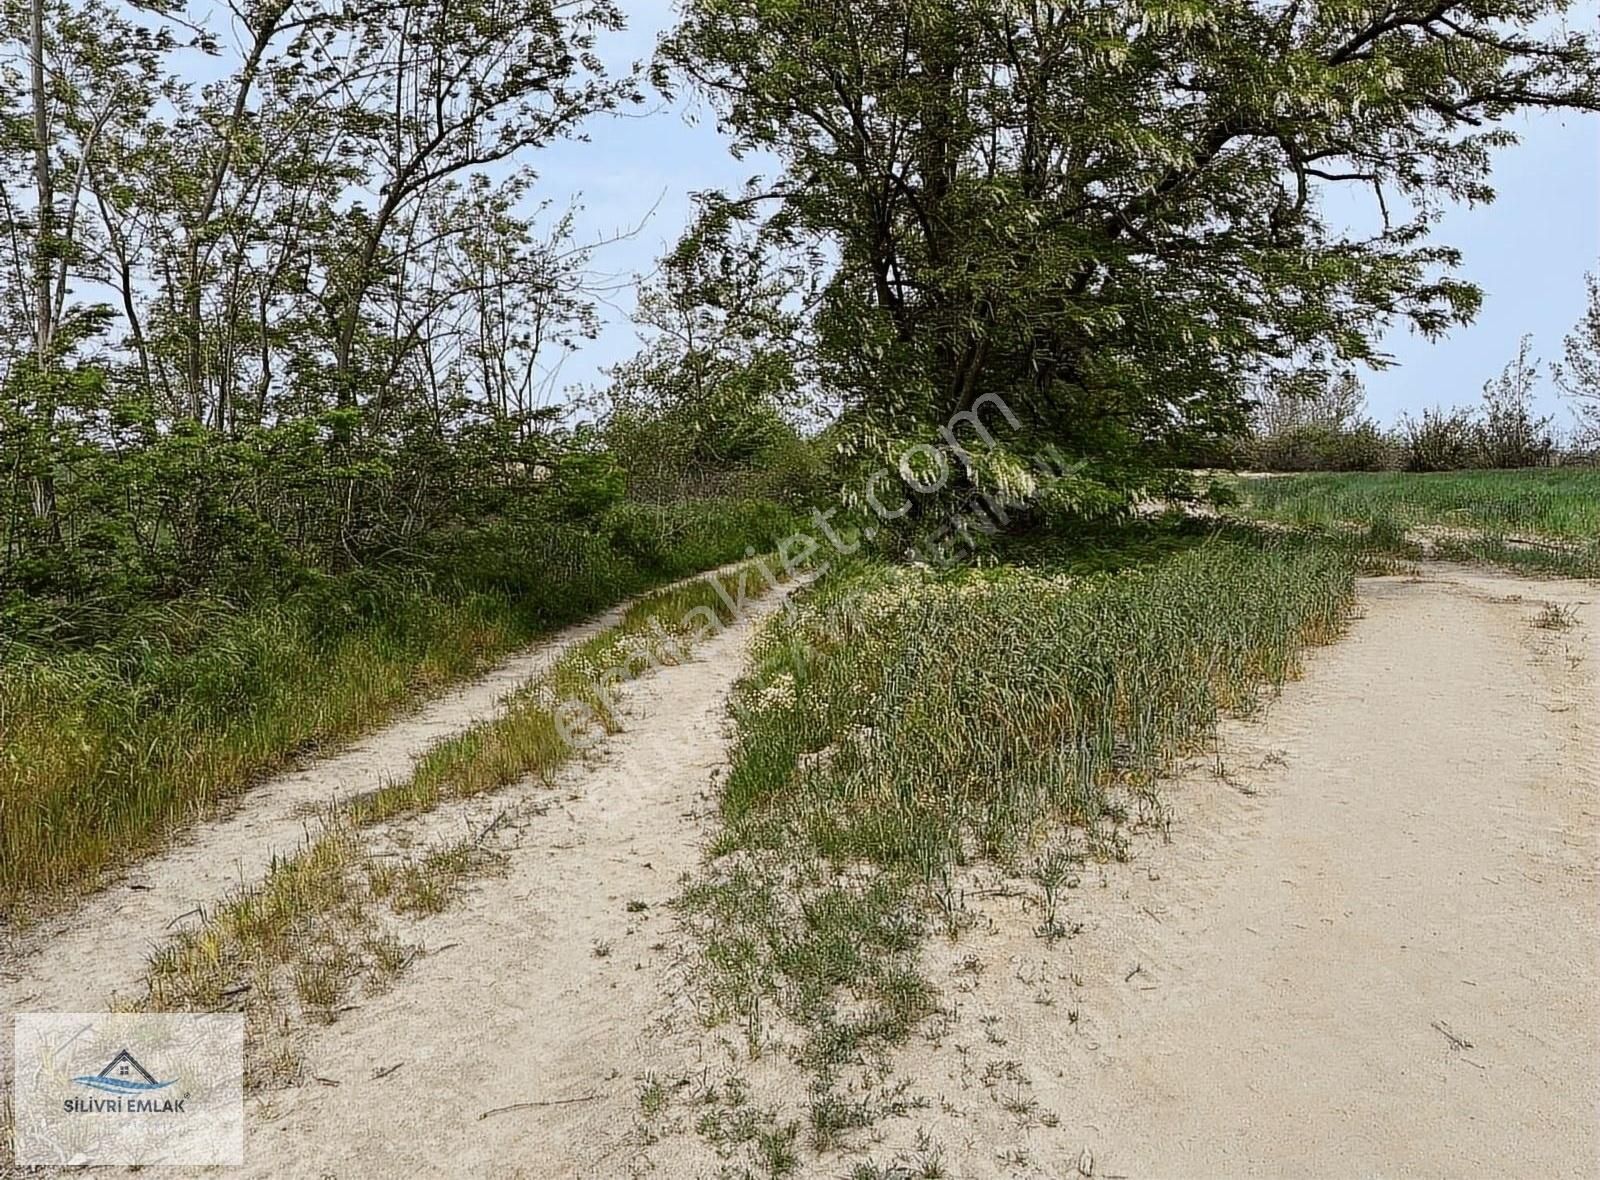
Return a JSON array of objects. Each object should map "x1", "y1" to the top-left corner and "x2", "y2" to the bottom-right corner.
[
  {"x1": 675, "y1": 532, "x2": 1355, "y2": 1155},
  {"x1": 0, "y1": 498, "x2": 797, "y2": 919}
]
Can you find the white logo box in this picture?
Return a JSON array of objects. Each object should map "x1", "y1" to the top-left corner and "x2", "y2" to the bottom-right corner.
[{"x1": 11, "y1": 1012, "x2": 244, "y2": 1166}]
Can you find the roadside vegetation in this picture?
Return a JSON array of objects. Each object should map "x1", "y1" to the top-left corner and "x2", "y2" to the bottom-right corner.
[
  {"x1": 5, "y1": 0, "x2": 1597, "y2": 926},
  {"x1": 0, "y1": 502, "x2": 797, "y2": 918},
  {"x1": 4, "y1": 0, "x2": 1600, "y2": 1168},
  {"x1": 672, "y1": 527, "x2": 1356, "y2": 1154}
]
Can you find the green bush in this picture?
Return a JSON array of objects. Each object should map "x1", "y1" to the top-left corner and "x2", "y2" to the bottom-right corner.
[
  {"x1": 1249, "y1": 422, "x2": 1401, "y2": 472},
  {"x1": 1402, "y1": 407, "x2": 1486, "y2": 472}
]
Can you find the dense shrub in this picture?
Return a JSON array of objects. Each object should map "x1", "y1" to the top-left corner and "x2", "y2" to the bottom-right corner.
[
  {"x1": 1246, "y1": 404, "x2": 1567, "y2": 476},
  {"x1": 1, "y1": 408, "x2": 647, "y2": 632},
  {"x1": 1400, "y1": 407, "x2": 1483, "y2": 472},
  {"x1": 603, "y1": 396, "x2": 826, "y2": 507},
  {"x1": 1249, "y1": 422, "x2": 1401, "y2": 472},
  {"x1": 1399, "y1": 406, "x2": 1559, "y2": 472},
  {"x1": 1245, "y1": 340, "x2": 1566, "y2": 474},
  {"x1": 1398, "y1": 340, "x2": 1559, "y2": 472}
]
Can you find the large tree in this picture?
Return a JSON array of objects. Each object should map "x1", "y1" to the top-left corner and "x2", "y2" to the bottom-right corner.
[{"x1": 659, "y1": 0, "x2": 1600, "y2": 490}]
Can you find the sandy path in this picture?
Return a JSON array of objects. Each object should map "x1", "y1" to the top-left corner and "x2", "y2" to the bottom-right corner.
[
  {"x1": 212, "y1": 581, "x2": 801, "y2": 1179},
  {"x1": 859, "y1": 564, "x2": 1599, "y2": 1179},
  {"x1": 203, "y1": 562, "x2": 1599, "y2": 1180},
  {"x1": 0, "y1": 569, "x2": 735, "y2": 1016},
  {"x1": 1075, "y1": 567, "x2": 1599, "y2": 1177}
]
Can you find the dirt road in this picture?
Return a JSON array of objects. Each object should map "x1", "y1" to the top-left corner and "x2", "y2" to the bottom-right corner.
[
  {"x1": 1072, "y1": 566, "x2": 1598, "y2": 1176},
  {"x1": 215, "y1": 562, "x2": 1597, "y2": 1179},
  {"x1": 873, "y1": 564, "x2": 1600, "y2": 1178},
  {"x1": 6, "y1": 562, "x2": 1596, "y2": 1178},
  {"x1": 0, "y1": 602, "x2": 635, "y2": 1019},
  {"x1": 211, "y1": 577, "x2": 803, "y2": 1178},
  {"x1": 0, "y1": 565, "x2": 751, "y2": 1019}
]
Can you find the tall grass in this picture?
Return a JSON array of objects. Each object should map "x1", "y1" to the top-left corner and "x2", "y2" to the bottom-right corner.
[
  {"x1": 1237, "y1": 468, "x2": 1600, "y2": 542},
  {"x1": 0, "y1": 499, "x2": 798, "y2": 917},
  {"x1": 679, "y1": 537, "x2": 1355, "y2": 1105},
  {"x1": 720, "y1": 540, "x2": 1354, "y2": 870}
]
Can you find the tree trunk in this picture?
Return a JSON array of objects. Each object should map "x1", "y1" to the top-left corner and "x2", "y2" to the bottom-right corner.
[{"x1": 29, "y1": 0, "x2": 60, "y2": 543}]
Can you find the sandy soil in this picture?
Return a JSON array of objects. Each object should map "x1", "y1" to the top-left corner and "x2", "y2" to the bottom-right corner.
[
  {"x1": 8, "y1": 561, "x2": 1598, "y2": 1179},
  {"x1": 200, "y1": 576, "x2": 805, "y2": 1179},
  {"x1": 226, "y1": 563, "x2": 1597, "y2": 1178},
  {"x1": 1069, "y1": 567, "x2": 1598, "y2": 1178}
]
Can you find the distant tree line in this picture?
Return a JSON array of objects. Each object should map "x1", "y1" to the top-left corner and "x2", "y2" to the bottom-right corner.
[{"x1": 1245, "y1": 286, "x2": 1600, "y2": 472}]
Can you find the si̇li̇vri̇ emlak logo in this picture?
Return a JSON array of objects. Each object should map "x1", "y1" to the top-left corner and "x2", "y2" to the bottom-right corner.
[{"x1": 66, "y1": 1049, "x2": 187, "y2": 1114}]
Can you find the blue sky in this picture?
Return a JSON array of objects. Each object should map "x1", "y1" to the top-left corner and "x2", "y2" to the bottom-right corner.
[
  {"x1": 538, "y1": 3, "x2": 1599, "y2": 430},
  {"x1": 1329, "y1": 109, "x2": 1600, "y2": 429}
]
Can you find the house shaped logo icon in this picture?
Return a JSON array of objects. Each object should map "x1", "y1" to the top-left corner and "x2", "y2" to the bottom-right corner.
[{"x1": 72, "y1": 1049, "x2": 175, "y2": 1095}]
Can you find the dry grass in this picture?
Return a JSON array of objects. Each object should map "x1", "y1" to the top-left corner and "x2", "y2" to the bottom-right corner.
[
  {"x1": 142, "y1": 821, "x2": 507, "y2": 1014},
  {"x1": 1533, "y1": 602, "x2": 1580, "y2": 631}
]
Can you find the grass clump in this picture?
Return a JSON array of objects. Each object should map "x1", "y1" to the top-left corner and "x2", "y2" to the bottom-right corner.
[
  {"x1": 144, "y1": 824, "x2": 505, "y2": 1034},
  {"x1": 1533, "y1": 602, "x2": 1580, "y2": 631},
  {"x1": 380, "y1": 843, "x2": 504, "y2": 916},
  {"x1": 144, "y1": 825, "x2": 368, "y2": 1014},
  {"x1": 682, "y1": 860, "x2": 934, "y2": 1066}
]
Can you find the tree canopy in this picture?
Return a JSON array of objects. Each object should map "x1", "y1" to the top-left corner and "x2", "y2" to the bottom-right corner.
[
  {"x1": 3, "y1": 0, "x2": 1597, "y2": 610},
  {"x1": 659, "y1": 0, "x2": 1600, "y2": 485}
]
